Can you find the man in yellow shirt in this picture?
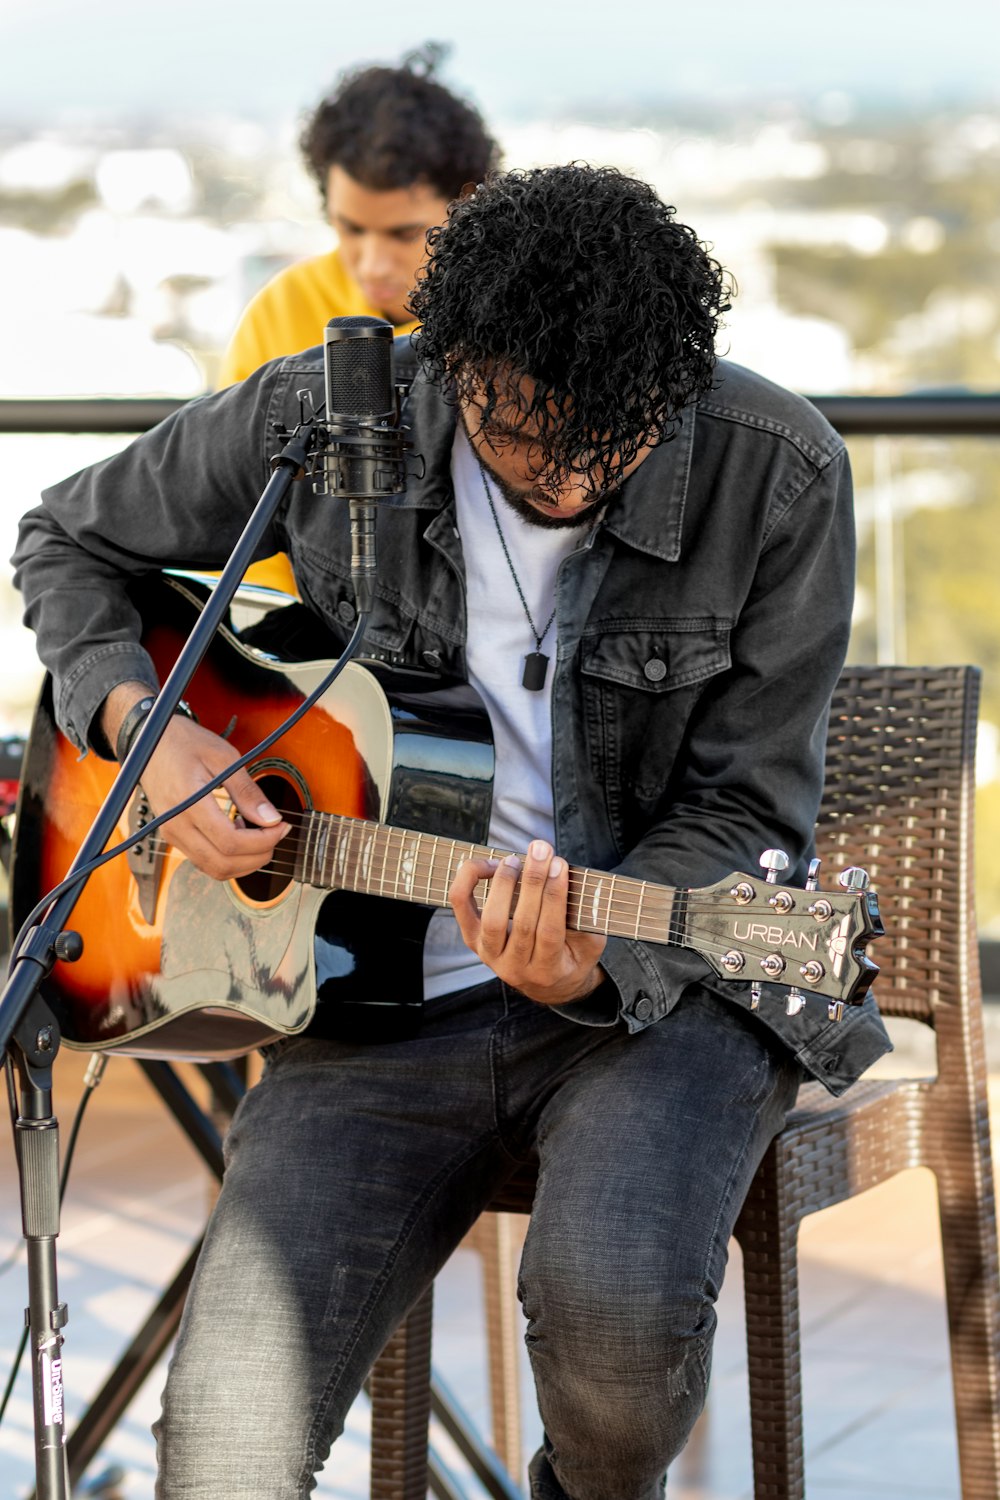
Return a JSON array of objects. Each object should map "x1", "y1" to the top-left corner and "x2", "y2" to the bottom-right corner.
[
  {"x1": 218, "y1": 47, "x2": 499, "y2": 387},
  {"x1": 217, "y1": 47, "x2": 498, "y2": 591}
]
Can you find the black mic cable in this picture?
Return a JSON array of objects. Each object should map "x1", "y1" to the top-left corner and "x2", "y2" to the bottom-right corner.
[{"x1": 319, "y1": 315, "x2": 409, "y2": 614}]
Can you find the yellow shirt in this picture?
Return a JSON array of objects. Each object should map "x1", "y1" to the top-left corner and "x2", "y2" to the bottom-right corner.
[
  {"x1": 217, "y1": 248, "x2": 418, "y2": 592},
  {"x1": 218, "y1": 247, "x2": 418, "y2": 386}
]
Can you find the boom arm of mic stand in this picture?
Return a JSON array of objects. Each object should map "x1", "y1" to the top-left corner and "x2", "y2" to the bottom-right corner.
[{"x1": 0, "y1": 417, "x2": 318, "y2": 1500}]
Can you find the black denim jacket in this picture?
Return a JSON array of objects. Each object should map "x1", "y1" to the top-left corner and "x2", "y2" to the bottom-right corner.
[{"x1": 12, "y1": 350, "x2": 891, "y2": 1092}]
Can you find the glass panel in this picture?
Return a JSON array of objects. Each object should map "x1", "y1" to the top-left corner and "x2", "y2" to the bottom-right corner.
[{"x1": 847, "y1": 433, "x2": 1000, "y2": 929}]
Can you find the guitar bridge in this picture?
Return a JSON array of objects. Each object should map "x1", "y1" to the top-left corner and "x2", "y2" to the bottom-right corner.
[{"x1": 126, "y1": 784, "x2": 165, "y2": 924}]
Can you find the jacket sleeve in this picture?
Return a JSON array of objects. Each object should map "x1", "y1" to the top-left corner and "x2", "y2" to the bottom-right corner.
[
  {"x1": 10, "y1": 363, "x2": 292, "y2": 753},
  {"x1": 568, "y1": 445, "x2": 857, "y2": 1031}
]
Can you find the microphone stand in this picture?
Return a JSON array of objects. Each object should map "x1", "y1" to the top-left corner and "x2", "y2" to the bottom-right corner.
[{"x1": 0, "y1": 413, "x2": 321, "y2": 1500}]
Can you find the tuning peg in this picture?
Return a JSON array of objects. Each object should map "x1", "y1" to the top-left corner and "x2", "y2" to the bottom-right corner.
[
  {"x1": 749, "y1": 983, "x2": 762, "y2": 1012},
  {"x1": 827, "y1": 1000, "x2": 845, "y2": 1022},
  {"x1": 805, "y1": 857, "x2": 822, "y2": 891},
  {"x1": 759, "y1": 849, "x2": 790, "y2": 885},
  {"x1": 785, "y1": 987, "x2": 806, "y2": 1016},
  {"x1": 838, "y1": 866, "x2": 871, "y2": 892}
]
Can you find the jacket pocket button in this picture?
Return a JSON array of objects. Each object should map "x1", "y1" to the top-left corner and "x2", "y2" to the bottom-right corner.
[
  {"x1": 338, "y1": 600, "x2": 356, "y2": 624},
  {"x1": 422, "y1": 650, "x2": 443, "y2": 669},
  {"x1": 643, "y1": 658, "x2": 667, "y2": 682},
  {"x1": 634, "y1": 996, "x2": 653, "y2": 1021}
]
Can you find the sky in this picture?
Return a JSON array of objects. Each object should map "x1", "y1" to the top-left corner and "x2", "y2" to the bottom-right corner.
[{"x1": 2, "y1": 0, "x2": 999, "y2": 129}]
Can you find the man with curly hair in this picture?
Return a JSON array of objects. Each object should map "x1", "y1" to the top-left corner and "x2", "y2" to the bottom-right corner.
[
  {"x1": 14, "y1": 163, "x2": 889, "y2": 1499},
  {"x1": 217, "y1": 44, "x2": 499, "y2": 388},
  {"x1": 215, "y1": 43, "x2": 498, "y2": 594}
]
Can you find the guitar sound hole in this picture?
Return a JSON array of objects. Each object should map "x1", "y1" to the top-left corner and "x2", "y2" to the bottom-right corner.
[{"x1": 234, "y1": 771, "x2": 304, "y2": 904}]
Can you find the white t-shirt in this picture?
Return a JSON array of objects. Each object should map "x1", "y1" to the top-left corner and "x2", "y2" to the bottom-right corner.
[{"x1": 421, "y1": 429, "x2": 585, "y2": 998}]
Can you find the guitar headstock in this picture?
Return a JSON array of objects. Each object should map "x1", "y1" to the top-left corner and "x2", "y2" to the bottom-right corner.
[{"x1": 685, "y1": 852, "x2": 883, "y2": 1018}]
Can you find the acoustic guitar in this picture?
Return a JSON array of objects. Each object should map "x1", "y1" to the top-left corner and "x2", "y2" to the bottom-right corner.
[{"x1": 9, "y1": 575, "x2": 881, "y2": 1060}]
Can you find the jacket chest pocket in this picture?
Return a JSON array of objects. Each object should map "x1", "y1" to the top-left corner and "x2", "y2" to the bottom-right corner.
[{"x1": 579, "y1": 619, "x2": 732, "y2": 821}]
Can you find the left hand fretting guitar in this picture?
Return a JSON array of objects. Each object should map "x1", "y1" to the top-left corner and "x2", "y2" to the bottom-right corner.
[{"x1": 9, "y1": 575, "x2": 882, "y2": 1060}]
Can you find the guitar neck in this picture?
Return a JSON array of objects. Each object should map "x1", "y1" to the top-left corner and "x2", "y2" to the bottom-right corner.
[{"x1": 299, "y1": 811, "x2": 679, "y2": 945}]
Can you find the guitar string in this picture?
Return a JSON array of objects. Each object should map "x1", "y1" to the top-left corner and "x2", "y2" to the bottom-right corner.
[
  {"x1": 127, "y1": 829, "x2": 826, "y2": 910},
  {"x1": 130, "y1": 823, "x2": 842, "y2": 900},
  {"x1": 118, "y1": 831, "x2": 852, "y2": 973},
  {"x1": 128, "y1": 813, "x2": 846, "y2": 920},
  {"x1": 86, "y1": 874, "x2": 851, "y2": 977}
]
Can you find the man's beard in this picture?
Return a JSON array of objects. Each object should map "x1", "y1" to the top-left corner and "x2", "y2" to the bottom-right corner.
[{"x1": 478, "y1": 453, "x2": 613, "y2": 530}]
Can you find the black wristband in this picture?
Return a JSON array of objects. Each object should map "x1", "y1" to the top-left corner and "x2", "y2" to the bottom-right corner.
[{"x1": 115, "y1": 694, "x2": 196, "y2": 763}]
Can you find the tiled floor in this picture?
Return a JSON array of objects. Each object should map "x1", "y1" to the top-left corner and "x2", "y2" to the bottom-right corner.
[{"x1": 1, "y1": 1014, "x2": 998, "y2": 1500}]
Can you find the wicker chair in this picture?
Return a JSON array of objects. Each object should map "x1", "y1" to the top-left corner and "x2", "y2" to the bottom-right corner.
[
  {"x1": 369, "y1": 663, "x2": 1000, "y2": 1500},
  {"x1": 735, "y1": 662, "x2": 1000, "y2": 1499}
]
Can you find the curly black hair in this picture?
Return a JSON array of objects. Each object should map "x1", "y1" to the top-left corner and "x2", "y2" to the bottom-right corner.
[
  {"x1": 300, "y1": 43, "x2": 499, "y2": 205},
  {"x1": 411, "y1": 164, "x2": 733, "y2": 491}
]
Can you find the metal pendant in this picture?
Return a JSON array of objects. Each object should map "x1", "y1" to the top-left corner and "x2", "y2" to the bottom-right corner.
[{"x1": 522, "y1": 651, "x2": 549, "y2": 691}]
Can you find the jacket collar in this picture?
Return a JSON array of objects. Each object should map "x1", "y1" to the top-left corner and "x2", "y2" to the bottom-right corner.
[
  {"x1": 601, "y1": 410, "x2": 694, "y2": 563},
  {"x1": 398, "y1": 372, "x2": 694, "y2": 564}
]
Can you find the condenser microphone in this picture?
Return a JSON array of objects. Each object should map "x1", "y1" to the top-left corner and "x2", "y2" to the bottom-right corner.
[
  {"x1": 321, "y1": 315, "x2": 407, "y2": 613},
  {"x1": 324, "y1": 314, "x2": 395, "y2": 426}
]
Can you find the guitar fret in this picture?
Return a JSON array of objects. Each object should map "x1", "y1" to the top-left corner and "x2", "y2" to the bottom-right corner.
[
  {"x1": 636, "y1": 880, "x2": 647, "y2": 939},
  {"x1": 307, "y1": 815, "x2": 321, "y2": 886},
  {"x1": 309, "y1": 815, "x2": 324, "y2": 886},
  {"x1": 587, "y1": 871, "x2": 605, "y2": 934},
  {"x1": 577, "y1": 867, "x2": 600, "y2": 936},
  {"x1": 402, "y1": 830, "x2": 416, "y2": 898},
  {"x1": 373, "y1": 824, "x2": 384, "y2": 896},
  {"x1": 445, "y1": 839, "x2": 458, "y2": 905},
  {"x1": 347, "y1": 819, "x2": 361, "y2": 890},
  {"x1": 398, "y1": 829, "x2": 413, "y2": 899},
  {"x1": 309, "y1": 814, "x2": 324, "y2": 887},
  {"x1": 367, "y1": 824, "x2": 378, "y2": 894},
  {"x1": 360, "y1": 822, "x2": 373, "y2": 892},
  {"x1": 574, "y1": 867, "x2": 588, "y2": 933},
  {"x1": 335, "y1": 817, "x2": 349, "y2": 890},
  {"x1": 345, "y1": 817, "x2": 361, "y2": 893},
  {"x1": 332, "y1": 817, "x2": 346, "y2": 889},
  {"x1": 393, "y1": 828, "x2": 405, "y2": 898},
  {"x1": 397, "y1": 828, "x2": 406, "y2": 896},
  {"x1": 415, "y1": 834, "x2": 426, "y2": 895},
  {"x1": 359, "y1": 825, "x2": 372, "y2": 892},
  {"x1": 398, "y1": 830, "x2": 417, "y2": 899},
  {"x1": 424, "y1": 834, "x2": 437, "y2": 905},
  {"x1": 319, "y1": 815, "x2": 334, "y2": 887},
  {"x1": 320, "y1": 817, "x2": 335, "y2": 887},
  {"x1": 298, "y1": 814, "x2": 315, "y2": 885},
  {"x1": 605, "y1": 878, "x2": 618, "y2": 934},
  {"x1": 606, "y1": 873, "x2": 618, "y2": 936}
]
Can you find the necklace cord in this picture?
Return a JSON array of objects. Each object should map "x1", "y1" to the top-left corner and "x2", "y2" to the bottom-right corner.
[{"x1": 476, "y1": 460, "x2": 557, "y2": 650}]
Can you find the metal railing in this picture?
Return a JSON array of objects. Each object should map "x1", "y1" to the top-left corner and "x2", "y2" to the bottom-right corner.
[{"x1": 2, "y1": 391, "x2": 1000, "y2": 436}]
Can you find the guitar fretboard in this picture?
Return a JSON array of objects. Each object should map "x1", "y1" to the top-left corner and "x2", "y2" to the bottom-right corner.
[{"x1": 296, "y1": 811, "x2": 679, "y2": 945}]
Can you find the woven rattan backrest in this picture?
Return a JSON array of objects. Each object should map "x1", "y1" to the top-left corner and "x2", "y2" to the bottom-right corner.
[{"x1": 815, "y1": 664, "x2": 981, "y2": 1025}]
